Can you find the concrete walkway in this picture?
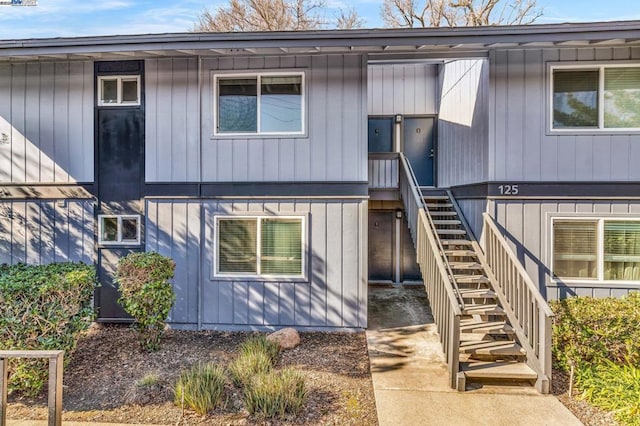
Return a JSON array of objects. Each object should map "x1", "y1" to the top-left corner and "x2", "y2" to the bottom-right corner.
[{"x1": 367, "y1": 285, "x2": 583, "y2": 426}]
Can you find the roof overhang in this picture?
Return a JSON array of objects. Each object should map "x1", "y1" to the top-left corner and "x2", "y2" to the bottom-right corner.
[{"x1": 1, "y1": 20, "x2": 639, "y2": 62}]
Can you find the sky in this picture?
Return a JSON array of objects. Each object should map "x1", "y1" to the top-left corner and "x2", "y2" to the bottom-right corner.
[{"x1": 0, "y1": 0, "x2": 639, "y2": 40}]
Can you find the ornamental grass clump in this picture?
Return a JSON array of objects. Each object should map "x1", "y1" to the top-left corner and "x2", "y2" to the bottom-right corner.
[
  {"x1": 243, "y1": 368, "x2": 307, "y2": 418},
  {"x1": 229, "y1": 350, "x2": 273, "y2": 387},
  {"x1": 0, "y1": 262, "x2": 96, "y2": 396},
  {"x1": 115, "y1": 252, "x2": 176, "y2": 351},
  {"x1": 174, "y1": 362, "x2": 227, "y2": 415},
  {"x1": 239, "y1": 335, "x2": 280, "y2": 365}
]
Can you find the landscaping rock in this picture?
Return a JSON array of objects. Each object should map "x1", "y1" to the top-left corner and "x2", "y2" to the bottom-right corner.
[{"x1": 267, "y1": 327, "x2": 301, "y2": 350}]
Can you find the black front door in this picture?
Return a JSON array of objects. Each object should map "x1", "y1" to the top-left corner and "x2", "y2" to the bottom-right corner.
[
  {"x1": 403, "y1": 117, "x2": 435, "y2": 186},
  {"x1": 95, "y1": 61, "x2": 145, "y2": 321}
]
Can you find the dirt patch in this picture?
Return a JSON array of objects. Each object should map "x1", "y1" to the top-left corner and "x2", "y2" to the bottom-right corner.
[
  {"x1": 7, "y1": 324, "x2": 378, "y2": 425},
  {"x1": 552, "y1": 368, "x2": 618, "y2": 426}
]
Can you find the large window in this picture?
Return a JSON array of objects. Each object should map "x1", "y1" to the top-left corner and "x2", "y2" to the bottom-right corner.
[
  {"x1": 551, "y1": 65, "x2": 640, "y2": 131},
  {"x1": 552, "y1": 218, "x2": 640, "y2": 282},
  {"x1": 215, "y1": 216, "x2": 304, "y2": 278},
  {"x1": 214, "y1": 72, "x2": 304, "y2": 135}
]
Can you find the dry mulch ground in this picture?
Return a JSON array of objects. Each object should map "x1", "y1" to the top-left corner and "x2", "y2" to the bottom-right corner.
[
  {"x1": 7, "y1": 324, "x2": 378, "y2": 425},
  {"x1": 552, "y1": 368, "x2": 618, "y2": 426}
]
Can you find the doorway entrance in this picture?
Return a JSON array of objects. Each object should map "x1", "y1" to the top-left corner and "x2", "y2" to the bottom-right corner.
[{"x1": 403, "y1": 117, "x2": 435, "y2": 186}]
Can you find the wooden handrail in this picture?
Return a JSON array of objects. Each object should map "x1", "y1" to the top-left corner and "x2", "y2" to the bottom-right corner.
[
  {"x1": 398, "y1": 153, "x2": 461, "y2": 387},
  {"x1": 0, "y1": 350, "x2": 64, "y2": 426},
  {"x1": 481, "y1": 212, "x2": 554, "y2": 393}
]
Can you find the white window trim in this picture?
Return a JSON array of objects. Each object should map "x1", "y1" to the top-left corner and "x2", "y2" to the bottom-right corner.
[
  {"x1": 98, "y1": 214, "x2": 141, "y2": 246},
  {"x1": 213, "y1": 215, "x2": 306, "y2": 280},
  {"x1": 97, "y1": 75, "x2": 141, "y2": 106},
  {"x1": 550, "y1": 216, "x2": 640, "y2": 285},
  {"x1": 549, "y1": 63, "x2": 640, "y2": 133},
  {"x1": 212, "y1": 71, "x2": 306, "y2": 137}
]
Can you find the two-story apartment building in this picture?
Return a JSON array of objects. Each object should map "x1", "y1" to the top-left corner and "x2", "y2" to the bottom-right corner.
[{"x1": 2, "y1": 21, "x2": 640, "y2": 391}]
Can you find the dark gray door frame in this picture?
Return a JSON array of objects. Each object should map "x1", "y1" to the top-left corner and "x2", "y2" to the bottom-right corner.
[{"x1": 400, "y1": 114, "x2": 438, "y2": 187}]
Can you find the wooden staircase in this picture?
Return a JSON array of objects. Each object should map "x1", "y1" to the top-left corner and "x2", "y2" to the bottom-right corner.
[{"x1": 422, "y1": 191, "x2": 538, "y2": 390}]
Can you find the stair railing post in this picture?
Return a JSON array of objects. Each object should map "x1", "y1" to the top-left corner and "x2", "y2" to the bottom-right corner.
[{"x1": 0, "y1": 356, "x2": 7, "y2": 426}]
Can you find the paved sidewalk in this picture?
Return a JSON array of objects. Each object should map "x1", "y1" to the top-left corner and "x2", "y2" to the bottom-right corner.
[{"x1": 367, "y1": 285, "x2": 583, "y2": 426}]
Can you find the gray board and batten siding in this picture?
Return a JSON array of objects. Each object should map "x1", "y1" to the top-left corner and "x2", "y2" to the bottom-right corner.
[
  {"x1": 367, "y1": 63, "x2": 438, "y2": 116},
  {"x1": 145, "y1": 54, "x2": 368, "y2": 183},
  {"x1": 0, "y1": 61, "x2": 94, "y2": 184},
  {"x1": 489, "y1": 47, "x2": 640, "y2": 183},
  {"x1": 460, "y1": 199, "x2": 640, "y2": 300},
  {"x1": 146, "y1": 198, "x2": 368, "y2": 330},
  {"x1": 0, "y1": 199, "x2": 94, "y2": 266}
]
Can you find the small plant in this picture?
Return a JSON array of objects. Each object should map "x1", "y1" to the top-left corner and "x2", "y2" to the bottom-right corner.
[
  {"x1": 243, "y1": 368, "x2": 307, "y2": 418},
  {"x1": 229, "y1": 351, "x2": 273, "y2": 386},
  {"x1": 174, "y1": 362, "x2": 227, "y2": 416},
  {"x1": 136, "y1": 373, "x2": 160, "y2": 388},
  {"x1": 239, "y1": 335, "x2": 280, "y2": 365},
  {"x1": 115, "y1": 252, "x2": 176, "y2": 351}
]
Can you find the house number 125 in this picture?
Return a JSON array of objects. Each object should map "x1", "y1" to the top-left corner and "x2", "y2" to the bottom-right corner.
[{"x1": 498, "y1": 184, "x2": 519, "y2": 195}]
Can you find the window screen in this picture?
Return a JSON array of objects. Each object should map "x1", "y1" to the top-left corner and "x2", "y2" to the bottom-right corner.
[
  {"x1": 603, "y1": 221, "x2": 640, "y2": 281},
  {"x1": 218, "y1": 219, "x2": 258, "y2": 274},
  {"x1": 217, "y1": 78, "x2": 258, "y2": 133},
  {"x1": 261, "y1": 218, "x2": 303, "y2": 275},
  {"x1": 604, "y1": 68, "x2": 640, "y2": 128},
  {"x1": 552, "y1": 70, "x2": 599, "y2": 128},
  {"x1": 553, "y1": 220, "x2": 598, "y2": 279}
]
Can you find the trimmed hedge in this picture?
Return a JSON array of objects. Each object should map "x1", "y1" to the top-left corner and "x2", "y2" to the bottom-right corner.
[
  {"x1": 551, "y1": 292, "x2": 640, "y2": 370},
  {"x1": 0, "y1": 262, "x2": 96, "y2": 396},
  {"x1": 115, "y1": 252, "x2": 175, "y2": 351}
]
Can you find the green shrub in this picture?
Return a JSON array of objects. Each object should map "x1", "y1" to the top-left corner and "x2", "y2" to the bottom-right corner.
[
  {"x1": 243, "y1": 368, "x2": 307, "y2": 418},
  {"x1": 229, "y1": 351, "x2": 273, "y2": 386},
  {"x1": 576, "y1": 361, "x2": 640, "y2": 425},
  {"x1": 115, "y1": 252, "x2": 176, "y2": 351},
  {"x1": 174, "y1": 362, "x2": 227, "y2": 415},
  {"x1": 238, "y1": 335, "x2": 280, "y2": 365},
  {"x1": 0, "y1": 262, "x2": 96, "y2": 396},
  {"x1": 551, "y1": 292, "x2": 640, "y2": 370}
]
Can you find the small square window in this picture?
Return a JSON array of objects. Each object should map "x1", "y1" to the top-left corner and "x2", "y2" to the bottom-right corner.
[
  {"x1": 98, "y1": 215, "x2": 141, "y2": 245},
  {"x1": 98, "y1": 76, "x2": 140, "y2": 106},
  {"x1": 121, "y1": 79, "x2": 139, "y2": 103},
  {"x1": 100, "y1": 79, "x2": 118, "y2": 104}
]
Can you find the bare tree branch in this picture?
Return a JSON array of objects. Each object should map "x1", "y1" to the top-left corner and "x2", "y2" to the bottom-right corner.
[
  {"x1": 336, "y1": 7, "x2": 365, "y2": 30},
  {"x1": 194, "y1": 0, "x2": 327, "y2": 32},
  {"x1": 381, "y1": 0, "x2": 543, "y2": 28}
]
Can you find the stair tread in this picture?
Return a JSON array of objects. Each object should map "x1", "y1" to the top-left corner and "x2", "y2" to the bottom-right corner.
[
  {"x1": 433, "y1": 220, "x2": 462, "y2": 225},
  {"x1": 436, "y1": 229, "x2": 466, "y2": 235},
  {"x1": 426, "y1": 203, "x2": 453, "y2": 208},
  {"x1": 458, "y1": 288, "x2": 496, "y2": 298},
  {"x1": 462, "y1": 304, "x2": 505, "y2": 315},
  {"x1": 445, "y1": 250, "x2": 477, "y2": 257},
  {"x1": 449, "y1": 262, "x2": 484, "y2": 270},
  {"x1": 460, "y1": 320, "x2": 514, "y2": 334},
  {"x1": 429, "y1": 211, "x2": 458, "y2": 216},
  {"x1": 461, "y1": 361, "x2": 537, "y2": 379},
  {"x1": 459, "y1": 340, "x2": 526, "y2": 356},
  {"x1": 455, "y1": 275, "x2": 490, "y2": 284},
  {"x1": 422, "y1": 195, "x2": 449, "y2": 200},
  {"x1": 441, "y1": 240, "x2": 473, "y2": 245}
]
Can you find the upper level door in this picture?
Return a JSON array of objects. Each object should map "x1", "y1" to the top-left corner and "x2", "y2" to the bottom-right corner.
[
  {"x1": 368, "y1": 117, "x2": 394, "y2": 152},
  {"x1": 403, "y1": 117, "x2": 435, "y2": 186}
]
